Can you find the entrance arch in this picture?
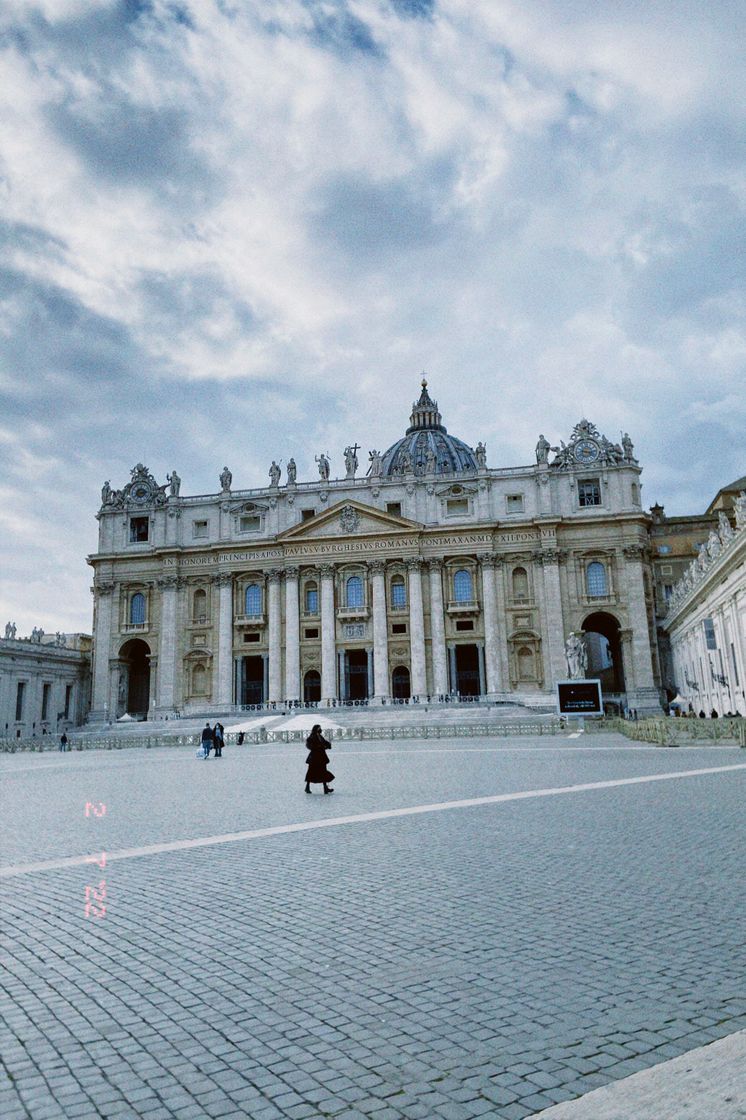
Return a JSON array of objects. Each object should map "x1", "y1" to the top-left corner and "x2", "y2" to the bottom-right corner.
[
  {"x1": 581, "y1": 612, "x2": 624, "y2": 692},
  {"x1": 118, "y1": 638, "x2": 151, "y2": 718},
  {"x1": 392, "y1": 665, "x2": 411, "y2": 700},
  {"x1": 304, "y1": 670, "x2": 321, "y2": 703}
]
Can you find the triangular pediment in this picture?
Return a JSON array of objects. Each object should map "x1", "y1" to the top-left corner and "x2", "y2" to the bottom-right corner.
[{"x1": 278, "y1": 499, "x2": 422, "y2": 541}]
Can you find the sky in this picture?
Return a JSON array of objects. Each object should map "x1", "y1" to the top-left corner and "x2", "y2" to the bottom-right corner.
[{"x1": 1, "y1": 0, "x2": 744, "y2": 635}]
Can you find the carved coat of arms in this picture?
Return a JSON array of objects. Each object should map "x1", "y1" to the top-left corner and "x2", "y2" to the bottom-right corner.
[{"x1": 340, "y1": 505, "x2": 360, "y2": 533}]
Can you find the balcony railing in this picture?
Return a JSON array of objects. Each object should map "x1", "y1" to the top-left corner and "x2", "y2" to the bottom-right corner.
[
  {"x1": 446, "y1": 599, "x2": 480, "y2": 615},
  {"x1": 235, "y1": 613, "x2": 266, "y2": 626},
  {"x1": 337, "y1": 605, "x2": 370, "y2": 621},
  {"x1": 122, "y1": 622, "x2": 148, "y2": 633}
]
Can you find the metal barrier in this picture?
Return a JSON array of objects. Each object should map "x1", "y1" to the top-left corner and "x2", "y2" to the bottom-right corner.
[
  {"x1": 1, "y1": 719, "x2": 563, "y2": 753},
  {"x1": 588, "y1": 717, "x2": 746, "y2": 747}
]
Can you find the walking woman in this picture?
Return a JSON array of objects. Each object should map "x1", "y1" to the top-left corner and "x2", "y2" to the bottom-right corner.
[{"x1": 304, "y1": 724, "x2": 334, "y2": 794}]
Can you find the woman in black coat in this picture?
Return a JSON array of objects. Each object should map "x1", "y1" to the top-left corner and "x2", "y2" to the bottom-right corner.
[{"x1": 305, "y1": 724, "x2": 334, "y2": 794}]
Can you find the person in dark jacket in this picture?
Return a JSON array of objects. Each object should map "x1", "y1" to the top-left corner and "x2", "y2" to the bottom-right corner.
[
  {"x1": 213, "y1": 722, "x2": 225, "y2": 757},
  {"x1": 200, "y1": 722, "x2": 213, "y2": 758},
  {"x1": 304, "y1": 724, "x2": 334, "y2": 794},
  {"x1": 59, "y1": 732, "x2": 68, "y2": 752},
  {"x1": 236, "y1": 731, "x2": 245, "y2": 746}
]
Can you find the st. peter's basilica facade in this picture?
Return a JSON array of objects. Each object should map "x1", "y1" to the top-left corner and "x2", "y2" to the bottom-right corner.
[{"x1": 88, "y1": 382, "x2": 661, "y2": 721}]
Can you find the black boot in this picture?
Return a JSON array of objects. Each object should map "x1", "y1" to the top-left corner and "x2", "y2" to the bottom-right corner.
[{"x1": 324, "y1": 785, "x2": 334, "y2": 794}]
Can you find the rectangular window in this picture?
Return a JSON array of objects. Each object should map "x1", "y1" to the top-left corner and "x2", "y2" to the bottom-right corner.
[
  {"x1": 243, "y1": 632, "x2": 261, "y2": 643},
  {"x1": 301, "y1": 509, "x2": 316, "y2": 521},
  {"x1": 15, "y1": 682, "x2": 25, "y2": 721},
  {"x1": 703, "y1": 618, "x2": 717, "y2": 650},
  {"x1": 660, "y1": 564, "x2": 673, "y2": 574},
  {"x1": 663, "y1": 584, "x2": 673, "y2": 602},
  {"x1": 64, "y1": 684, "x2": 72, "y2": 719},
  {"x1": 578, "y1": 479, "x2": 601, "y2": 507},
  {"x1": 239, "y1": 515, "x2": 261, "y2": 533},
  {"x1": 506, "y1": 494, "x2": 524, "y2": 514},
  {"x1": 446, "y1": 498, "x2": 469, "y2": 516},
  {"x1": 305, "y1": 588, "x2": 319, "y2": 613},
  {"x1": 391, "y1": 622, "x2": 407, "y2": 634},
  {"x1": 456, "y1": 620, "x2": 474, "y2": 631},
  {"x1": 304, "y1": 627, "x2": 319, "y2": 639},
  {"x1": 129, "y1": 516, "x2": 149, "y2": 542},
  {"x1": 386, "y1": 502, "x2": 402, "y2": 517},
  {"x1": 42, "y1": 683, "x2": 51, "y2": 721},
  {"x1": 193, "y1": 520, "x2": 208, "y2": 539}
]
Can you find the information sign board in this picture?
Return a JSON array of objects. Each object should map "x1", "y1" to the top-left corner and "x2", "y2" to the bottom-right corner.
[{"x1": 556, "y1": 679, "x2": 603, "y2": 717}]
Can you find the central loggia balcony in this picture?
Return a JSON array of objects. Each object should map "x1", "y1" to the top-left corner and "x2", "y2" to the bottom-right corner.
[
  {"x1": 336, "y1": 605, "x2": 370, "y2": 621},
  {"x1": 446, "y1": 599, "x2": 480, "y2": 616},
  {"x1": 235, "y1": 612, "x2": 266, "y2": 627}
]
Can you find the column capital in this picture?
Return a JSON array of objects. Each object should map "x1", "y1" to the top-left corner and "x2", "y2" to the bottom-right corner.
[
  {"x1": 368, "y1": 560, "x2": 386, "y2": 575},
  {"x1": 622, "y1": 544, "x2": 646, "y2": 561},
  {"x1": 156, "y1": 575, "x2": 179, "y2": 590},
  {"x1": 96, "y1": 581, "x2": 116, "y2": 596},
  {"x1": 406, "y1": 556, "x2": 423, "y2": 572},
  {"x1": 319, "y1": 564, "x2": 335, "y2": 579},
  {"x1": 284, "y1": 565, "x2": 300, "y2": 580},
  {"x1": 267, "y1": 568, "x2": 283, "y2": 585},
  {"x1": 478, "y1": 554, "x2": 498, "y2": 570},
  {"x1": 211, "y1": 572, "x2": 233, "y2": 587},
  {"x1": 425, "y1": 558, "x2": 443, "y2": 573}
]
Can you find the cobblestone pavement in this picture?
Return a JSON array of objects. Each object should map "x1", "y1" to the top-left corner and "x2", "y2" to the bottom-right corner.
[{"x1": 1, "y1": 735, "x2": 745, "y2": 1119}]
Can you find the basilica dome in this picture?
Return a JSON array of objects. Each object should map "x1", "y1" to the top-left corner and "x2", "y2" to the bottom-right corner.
[{"x1": 380, "y1": 380, "x2": 478, "y2": 477}]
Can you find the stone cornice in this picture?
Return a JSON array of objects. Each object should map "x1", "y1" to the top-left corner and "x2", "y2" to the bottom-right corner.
[{"x1": 662, "y1": 527, "x2": 746, "y2": 631}]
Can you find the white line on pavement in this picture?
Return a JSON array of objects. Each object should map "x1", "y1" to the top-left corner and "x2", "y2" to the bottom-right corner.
[{"x1": 2, "y1": 762, "x2": 745, "y2": 879}]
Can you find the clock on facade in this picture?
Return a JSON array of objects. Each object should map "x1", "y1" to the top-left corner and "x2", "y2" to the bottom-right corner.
[
  {"x1": 131, "y1": 484, "x2": 151, "y2": 503},
  {"x1": 573, "y1": 438, "x2": 599, "y2": 464}
]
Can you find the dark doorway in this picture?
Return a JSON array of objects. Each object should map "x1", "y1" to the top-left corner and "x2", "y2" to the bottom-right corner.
[
  {"x1": 241, "y1": 656, "x2": 265, "y2": 705},
  {"x1": 304, "y1": 670, "x2": 321, "y2": 702},
  {"x1": 455, "y1": 644, "x2": 480, "y2": 696},
  {"x1": 582, "y1": 612, "x2": 625, "y2": 692},
  {"x1": 346, "y1": 650, "x2": 369, "y2": 700},
  {"x1": 392, "y1": 665, "x2": 411, "y2": 699},
  {"x1": 119, "y1": 638, "x2": 150, "y2": 717}
]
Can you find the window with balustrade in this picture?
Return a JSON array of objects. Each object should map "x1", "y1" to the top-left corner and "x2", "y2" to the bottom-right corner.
[
  {"x1": 130, "y1": 592, "x2": 145, "y2": 625},
  {"x1": 346, "y1": 575, "x2": 364, "y2": 608},
  {"x1": 586, "y1": 561, "x2": 608, "y2": 597},
  {"x1": 453, "y1": 569, "x2": 473, "y2": 602},
  {"x1": 245, "y1": 583, "x2": 262, "y2": 616},
  {"x1": 305, "y1": 582, "x2": 319, "y2": 613},
  {"x1": 390, "y1": 576, "x2": 406, "y2": 609}
]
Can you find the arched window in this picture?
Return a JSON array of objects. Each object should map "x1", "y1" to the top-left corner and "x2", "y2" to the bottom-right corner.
[
  {"x1": 512, "y1": 567, "x2": 529, "y2": 599},
  {"x1": 392, "y1": 665, "x2": 411, "y2": 699},
  {"x1": 193, "y1": 588, "x2": 207, "y2": 622},
  {"x1": 453, "y1": 569, "x2": 473, "y2": 602},
  {"x1": 130, "y1": 592, "x2": 145, "y2": 625},
  {"x1": 390, "y1": 576, "x2": 406, "y2": 609},
  {"x1": 245, "y1": 583, "x2": 262, "y2": 616},
  {"x1": 192, "y1": 663, "x2": 206, "y2": 695},
  {"x1": 305, "y1": 582, "x2": 318, "y2": 613},
  {"x1": 346, "y1": 575, "x2": 364, "y2": 608},
  {"x1": 586, "y1": 562, "x2": 608, "y2": 597}
]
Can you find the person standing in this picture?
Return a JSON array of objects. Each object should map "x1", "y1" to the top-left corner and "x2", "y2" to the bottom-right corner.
[
  {"x1": 237, "y1": 731, "x2": 245, "y2": 746},
  {"x1": 200, "y1": 722, "x2": 213, "y2": 759},
  {"x1": 304, "y1": 724, "x2": 334, "y2": 794},
  {"x1": 59, "y1": 732, "x2": 68, "y2": 752},
  {"x1": 213, "y1": 722, "x2": 225, "y2": 757}
]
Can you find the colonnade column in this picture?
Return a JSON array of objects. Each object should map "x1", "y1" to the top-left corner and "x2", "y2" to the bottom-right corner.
[
  {"x1": 156, "y1": 575, "x2": 179, "y2": 714},
  {"x1": 480, "y1": 556, "x2": 502, "y2": 697},
  {"x1": 428, "y1": 561, "x2": 448, "y2": 695},
  {"x1": 493, "y1": 558, "x2": 510, "y2": 688},
  {"x1": 215, "y1": 573, "x2": 234, "y2": 706},
  {"x1": 320, "y1": 565, "x2": 337, "y2": 700},
  {"x1": 284, "y1": 566, "x2": 301, "y2": 702},
  {"x1": 407, "y1": 558, "x2": 427, "y2": 696},
  {"x1": 267, "y1": 569, "x2": 282, "y2": 702},
  {"x1": 622, "y1": 545, "x2": 658, "y2": 707},
  {"x1": 91, "y1": 581, "x2": 115, "y2": 720},
  {"x1": 370, "y1": 561, "x2": 389, "y2": 702}
]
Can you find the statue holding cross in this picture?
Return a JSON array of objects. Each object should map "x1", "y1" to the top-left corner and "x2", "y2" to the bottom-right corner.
[{"x1": 344, "y1": 443, "x2": 360, "y2": 479}]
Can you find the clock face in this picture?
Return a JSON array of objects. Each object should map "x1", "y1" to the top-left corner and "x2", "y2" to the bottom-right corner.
[
  {"x1": 574, "y1": 438, "x2": 599, "y2": 464},
  {"x1": 132, "y1": 484, "x2": 151, "y2": 503}
]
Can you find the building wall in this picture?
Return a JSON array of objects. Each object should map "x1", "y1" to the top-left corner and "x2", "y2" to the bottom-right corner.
[{"x1": 0, "y1": 639, "x2": 91, "y2": 738}]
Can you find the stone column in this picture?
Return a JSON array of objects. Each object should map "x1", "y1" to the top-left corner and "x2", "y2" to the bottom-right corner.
[
  {"x1": 480, "y1": 557, "x2": 502, "y2": 697},
  {"x1": 320, "y1": 565, "x2": 337, "y2": 701},
  {"x1": 267, "y1": 568, "x2": 283, "y2": 702},
  {"x1": 427, "y1": 561, "x2": 448, "y2": 696},
  {"x1": 622, "y1": 545, "x2": 659, "y2": 710},
  {"x1": 110, "y1": 657, "x2": 126, "y2": 720},
  {"x1": 284, "y1": 566, "x2": 301, "y2": 702},
  {"x1": 539, "y1": 550, "x2": 567, "y2": 686},
  {"x1": 370, "y1": 560, "x2": 390, "y2": 702},
  {"x1": 156, "y1": 575, "x2": 179, "y2": 715},
  {"x1": 407, "y1": 558, "x2": 427, "y2": 697},
  {"x1": 367, "y1": 649, "x2": 374, "y2": 698},
  {"x1": 477, "y1": 642, "x2": 486, "y2": 695},
  {"x1": 90, "y1": 582, "x2": 115, "y2": 721},
  {"x1": 493, "y1": 558, "x2": 510, "y2": 688},
  {"x1": 448, "y1": 644, "x2": 457, "y2": 693},
  {"x1": 214, "y1": 573, "x2": 234, "y2": 707}
]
